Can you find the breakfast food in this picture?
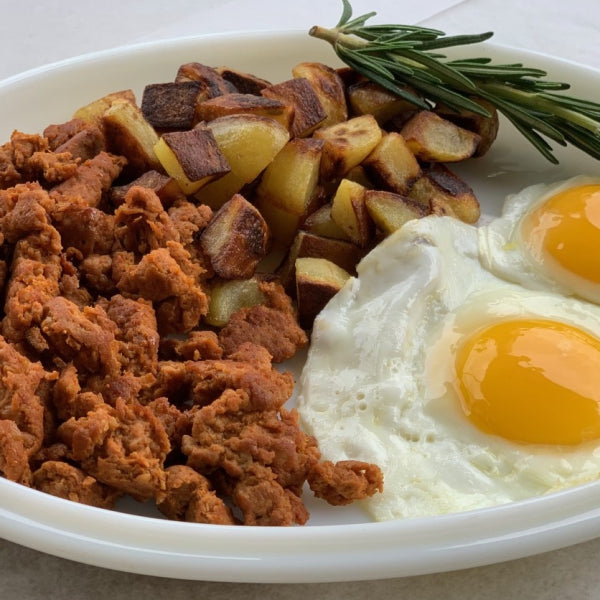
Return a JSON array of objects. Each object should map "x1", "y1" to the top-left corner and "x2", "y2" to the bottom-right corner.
[
  {"x1": 0, "y1": 55, "x2": 423, "y2": 523},
  {"x1": 479, "y1": 175, "x2": 600, "y2": 303},
  {"x1": 298, "y1": 178, "x2": 600, "y2": 520},
  {"x1": 5, "y1": 35, "x2": 591, "y2": 529}
]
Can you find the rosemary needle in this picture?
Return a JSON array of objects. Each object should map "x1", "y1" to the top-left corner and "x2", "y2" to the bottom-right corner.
[{"x1": 309, "y1": 0, "x2": 600, "y2": 164}]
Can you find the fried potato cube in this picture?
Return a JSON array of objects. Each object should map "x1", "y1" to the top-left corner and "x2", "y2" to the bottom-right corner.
[
  {"x1": 400, "y1": 110, "x2": 481, "y2": 162},
  {"x1": 215, "y1": 67, "x2": 271, "y2": 95},
  {"x1": 261, "y1": 77, "x2": 327, "y2": 137},
  {"x1": 362, "y1": 131, "x2": 421, "y2": 195},
  {"x1": 141, "y1": 81, "x2": 204, "y2": 130},
  {"x1": 347, "y1": 80, "x2": 418, "y2": 125},
  {"x1": 102, "y1": 98, "x2": 163, "y2": 174},
  {"x1": 255, "y1": 137, "x2": 323, "y2": 244},
  {"x1": 330, "y1": 179, "x2": 374, "y2": 248},
  {"x1": 255, "y1": 202, "x2": 304, "y2": 249},
  {"x1": 292, "y1": 62, "x2": 348, "y2": 127},
  {"x1": 110, "y1": 170, "x2": 184, "y2": 207},
  {"x1": 205, "y1": 276, "x2": 267, "y2": 327},
  {"x1": 303, "y1": 203, "x2": 350, "y2": 241},
  {"x1": 154, "y1": 125, "x2": 230, "y2": 195},
  {"x1": 408, "y1": 164, "x2": 480, "y2": 224},
  {"x1": 175, "y1": 62, "x2": 235, "y2": 97},
  {"x1": 278, "y1": 230, "x2": 364, "y2": 291},
  {"x1": 434, "y1": 98, "x2": 499, "y2": 157},
  {"x1": 313, "y1": 114, "x2": 382, "y2": 181},
  {"x1": 295, "y1": 257, "x2": 351, "y2": 328},
  {"x1": 200, "y1": 194, "x2": 268, "y2": 279},
  {"x1": 365, "y1": 190, "x2": 427, "y2": 236},
  {"x1": 195, "y1": 114, "x2": 290, "y2": 208},
  {"x1": 195, "y1": 93, "x2": 293, "y2": 130},
  {"x1": 345, "y1": 165, "x2": 374, "y2": 188},
  {"x1": 73, "y1": 89, "x2": 136, "y2": 132}
]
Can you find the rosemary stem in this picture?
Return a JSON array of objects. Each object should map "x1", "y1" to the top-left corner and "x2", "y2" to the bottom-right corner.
[
  {"x1": 480, "y1": 82, "x2": 600, "y2": 134},
  {"x1": 309, "y1": 25, "x2": 368, "y2": 52}
]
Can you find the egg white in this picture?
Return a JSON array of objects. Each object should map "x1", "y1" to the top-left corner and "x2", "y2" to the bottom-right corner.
[
  {"x1": 479, "y1": 174, "x2": 600, "y2": 302},
  {"x1": 297, "y1": 214, "x2": 600, "y2": 521}
]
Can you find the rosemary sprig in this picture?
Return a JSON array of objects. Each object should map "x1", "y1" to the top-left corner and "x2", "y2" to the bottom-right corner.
[{"x1": 309, "y1": 0, "x2": 600, "y2": 164}]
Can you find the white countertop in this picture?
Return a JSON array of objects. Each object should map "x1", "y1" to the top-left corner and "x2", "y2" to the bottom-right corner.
[{"x1": 2, "y1": 0, "x2": 600, "y2": 598}]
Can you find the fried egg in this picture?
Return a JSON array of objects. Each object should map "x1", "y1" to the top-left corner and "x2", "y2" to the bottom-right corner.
[
  {"x1": 297, "y1": 214, "x2": 600, "y2": 521},
  {"x1": 479, "y1": 175, "x2": 600, "y2": 303}
]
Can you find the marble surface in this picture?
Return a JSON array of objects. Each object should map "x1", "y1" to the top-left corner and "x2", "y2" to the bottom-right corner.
[{"x1": 1, "y1": 0, "x2": 600, "y2": 597}]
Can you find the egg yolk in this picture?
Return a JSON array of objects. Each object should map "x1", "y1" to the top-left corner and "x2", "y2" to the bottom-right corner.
[
  {"x1": 521, "y1": 184, "x2": 600, "y2": 285},
  {"x1": 455, "y1": 318, "x2": 600, "y2": 445}
]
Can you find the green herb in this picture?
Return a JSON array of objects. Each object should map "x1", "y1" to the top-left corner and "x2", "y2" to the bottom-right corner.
[{"x1": 309, "y1": 0, "x2": 600, "y2": 163}]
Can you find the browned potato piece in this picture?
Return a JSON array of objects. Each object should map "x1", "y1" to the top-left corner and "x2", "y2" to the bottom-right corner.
[
  {"x1": 362, "y1": 132, "x2": 421, "y2": 195},
  {"x1": 255, "y1": 137, "x2": 323, "y2": 245},
  {"x1": 110, "y1": 170, "x2": 184, "y2": 207},
  {"x1": 330, "y1": 179, "x2": 374, "y2": 248},
  {"x1": 215, "y1": 67, "x2": 271, "y2": 95},
  {"x1": 434, "y1": 98, "x2": 499, "y2": 157},
  {"x1": 103, "y1": 98, "x2": 163, "y2": 175},
  {"x1": 295, "y1": 257, "x2": 351, "y2": 328},
  {"x1": 175, "y1": 62, "x2": 235, "y2": 97},
  {"x1": 195, "y1": 114, "x2": 290, "y2": 208},
  {"x1": 200, "y1": 194, "x2": 268, "y2": 279},
  {"x1": 292, "y1": 62, "x2": 348, "y2": 127},
  {"x1": 262, "y1": 78, "x2": 327, "y2": 137},
  {"x1": 206, "y1": 277, "x2": 267, "y2": 327},
  {"x1": 408, "y1": 164, "x2": 480, "y2": 224},
  {"x1": 195, "y1": 93, "x2": 293, "y2": 130},
  {"x1": 429, "y1": 196, "x2": 459, "y2": 218},
  {"x1": 345, "y1": 165, "x2": 374, "y2": 188},
  {"x1": 400, "y1": 110, "x2": 481, "y2": 162},
  {"x1": 347, "y1": 80, "x2": 418, "y2": 124},
  {"x1": 313, "y1": 114, "x2": 382, "y2": 181},
  {"x1": 278, "y1": 230, "x2": 364, "y2": 291},
  {"x1": 303, "y1": 203, "x2": 350, "y2": 241},
  {"x1": 73, "y1": 89, "x2": 136, "y2": 132},
  {"x1": 141, "y1": 81, "x2": 204, "y2": 130},
  {"x1": 365, "y1": 190, "x2": 428, "y2": 236},
  {"x1": 154, "y1": 125, "x2": 230, "y2": 194}
]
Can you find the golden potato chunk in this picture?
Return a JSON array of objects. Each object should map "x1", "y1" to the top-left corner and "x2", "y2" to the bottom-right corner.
[
  {"x1": 175, "y1": 62, "x2": 235, "y2": 97},
  {"x1": 330, "y1": 179, "x2": 374, "y2": 248},
  {"x1": 362, "y1": 131, "x2": 421, "y2": 195},
  {"x1": 200, "y1": 194, "x2": 268, "y2": 278},
  {"x1": 206, "y1": 277, "x2": 267, "y2": 327},
  {"x1": 365, "y1": 190, "x2": 427, "y2": 236},
  {"x1": 347, "y1": 80, "x2": 417, "y2": 124},
  {"x1": 102, "y1": 98, "x2": 163, "y2": 175},
  {"x1": 154, "y1": 125, "x2": 230, "y2": 194},
  {"x1": 408, "y1": 164, "x2": 480, "y2": 224},
  {"x1": 400, "y1": 110, "x2": 481, "y2": 162},
  {"x1": 255, "y1": 137, "x2": 323, "y2": 245},
  {"x1": 73, "y1": 89, "x2": 136, "y2": 133},
  {"x1": 434, "y1": 98, "x2": 499, "y2": 157},
  {"x1": 278, "y1": 230, "x2": 364, "y2": 291},
  {"x1": 195, "y1": 114, "x2": 290, "y2": 208},
  {"x1": 303, "y1": 203, "x2": 350, "y2": 241},
  {"x1": 295, "y1": 257, "x2": 351, "y2": 328},
  {"x1": 313, "y1": 114, "x2": 382, "y2": 181},
  {"x1": 262, "y1": 77, "x2": 327, "y2": 137},
  {"x1": 195, "y1": 93, "x2": 293, "y2": 130},
  {"x1": 292, "y1": 62, "x2": 348, "y2": 127},
  {"x1": 215, "y1": 67, "x2": 271, "y2": 94}
]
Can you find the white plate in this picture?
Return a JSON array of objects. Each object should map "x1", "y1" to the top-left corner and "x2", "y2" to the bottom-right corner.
[{"x1": 1, "y1": 30, "x2": 600, "y2": 584}]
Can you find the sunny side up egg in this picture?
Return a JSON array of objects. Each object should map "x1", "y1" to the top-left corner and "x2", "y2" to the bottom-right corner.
[{"x1": 297, "y1": 180, "x2": 600, "y2": 521}]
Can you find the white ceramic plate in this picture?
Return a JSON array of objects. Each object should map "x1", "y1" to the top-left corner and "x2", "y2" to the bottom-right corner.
[{"x1": 1, "y1": 30, "x2": 600, "y2": 584}]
